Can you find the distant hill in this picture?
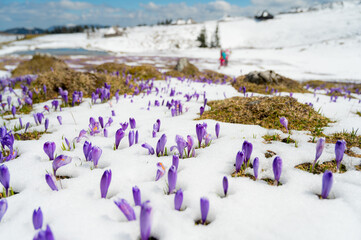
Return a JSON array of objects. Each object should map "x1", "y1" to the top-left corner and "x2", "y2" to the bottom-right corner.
[{"x1": 3, "y1": 27, "x2": 45, "y2": 34}]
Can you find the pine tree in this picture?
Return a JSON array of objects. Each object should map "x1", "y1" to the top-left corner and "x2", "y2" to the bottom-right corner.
[
  {"x1": 211, "y1": 24, "x2": 220, "y2": 48},
  {"x1": 197, "y1": 27, "x2": 208, "y2": 48}
]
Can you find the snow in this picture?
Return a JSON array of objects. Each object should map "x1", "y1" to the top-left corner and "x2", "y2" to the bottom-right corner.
[{"x1": 0, "y1": 1, "x2": 361, "y2": 239}]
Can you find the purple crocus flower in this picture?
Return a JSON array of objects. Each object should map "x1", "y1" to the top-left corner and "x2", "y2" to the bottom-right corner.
[
  {"x1": 196, "y1": 124, "x2": 205, "y2": 147},
  {"x1": 200, "y1": 197, "x2": 209, "y2": 224},
  {"x1": 273, "y1": 156, "x2": 282, "y2": 184},
  {"x1": 312, "y1": 138, "x2": 325, "y2": 170},
  {"x1": 156, "y1": 134, "x2": 167, "y2": 156},
  {"x1": 114, "y1": 199, "x2": 136, "y2": 221},
  {"x1": 6, "y1": 96, "x2": 11, "y2": 109},
  {"x1": 33, "y1": 224, "x2": 54, "y2": 240},
  {"x1": 223, "y1": 176, "x2": 228, "y2": 196},
  {"x1": 168, "y1": 165, "x2": 177, "y2": 194},
  {"x1": 45, "y1": 173, "x2": 58, "y2": 191},
  {"x1": 204, "y1": 133, "x2": 212, "y2": 146},
  {"x1": 135, "y1": 130, "x2": 138, "y2": 144},
  {"x1": 174, "y1": 135, "x2": 187, "y2": 158},
  {"x1": 104, "y1": 128, "x2": 108, "y2": 138},
  {"x1": 51, "y1": 100, "x2": 59, "y2": 111},
  {"x1": 215, "y1": 123, "x2": 220, "y2": 138},
  {"x1": 140, "y1": 201, "x2": 152, "y2": 240},
  {"x1": 100, "y1": 170, "x2": 112, "y2": 199},
  {"x1": 172, "y1": 155, "x2": 179, "y2": 170},
  {"x1": 115, "y1": 129, "x2": 125, "y2": 149},
  {"x1": 112, "y1": 110, "x2": 115, "y2": 116},
  {"x1": 242, "y1": 140, "x2": 253, "y2": 165},
  {"x1": 83, "y1": 141, "x2": 92, "y2": 161},
  {"x1": 0, "y1": 164, "x2": 10, "y2": 197},
  {"x1": 253, "y1": 157, "x2": 259, "y2": 180},
  {"x1": 321, "y1": 170, "x2": 333, "y2": 199},
  {"x1": 52, "y1": 155, "x2": 72, "y2": 176},
  {"x1": 43, "y1": 141, "x2": 56, "y2": 160},
  {"x1": 142, "y1": 143, "x2": 155, "y2": 155},
  {"x1": 57, "y1": 116, "x2": 62, "y2": 125},
  {"x1": 279, "y1": 117, "x2": 288, "y2": 133},
  {"x1": 0, "y1": 199, "x2": 8, "y2": 222},
  {"x1": 33, "y1": 113, "x2": 39, "y2": 125},
  {"x1": 32, "y1": 207, "x2": 43, "y2": 230},
  {"x1": 19, "y1": 118, "x2": 23, "y2": 129},
  {"x1": 200, "y1": 106, "x2": 204, "y2": 116},
  {"x1": 44, "y1": 118, "x2": 49, "y2": 132},
  {"x1": 11, "y1": 106, "x2": 16, "y2": 117},
  {"x1": 133, "y1": 186, "x2": 141, "y2": 206},
  {"x1": 235, "y1": 151, "x2": 245, "y2": 172},
  {"x1": 98, "y1": 117, "x2": 104, "y2": 128},
  {"x1": 25, "y1": 122, "x2": 30, "y2": 133},
  {"x1": 37, "y1": 113, "x2": 44, "y2": 124},
  {"x1": 155, "y1": 162, "x2": 166, "y2": 181},
  {"x1": 174, "y1": 189, "x2": 183, "y2": 211},
  {"x1": 129, "y1": 118, "x2": 136, "y2": 129},
  {"x1": 89, "y1": 146, "x2": 102, "y2": 168},
  {"x1": 129, "y1": 130, "x2": 135, "y2": 147},
  {"x1": 187, "y1": 135, "x2": 194, "y2": 157},
  {"x1": 156, "y1": 119, "x2": 161, "y2": 132},
  {"x1": 335, "y1": 140, "x2": 346, "y2": 171},
  {"x1": 75, "y1": 129, "x2": 87, "y2": 142}
]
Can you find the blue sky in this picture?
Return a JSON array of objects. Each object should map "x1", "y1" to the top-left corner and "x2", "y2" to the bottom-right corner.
[{"x1": 0, "y1": 0, "x2": 336, "y2": 30}]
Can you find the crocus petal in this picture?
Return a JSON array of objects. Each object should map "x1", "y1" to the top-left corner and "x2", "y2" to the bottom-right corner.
[
  {"x1": 168, "y1": 165, "x2": 177, "y2": 194},
  {"x1": 32, "y1": 207, "x2": 43, "y2": 230},
  {"x1": 272, "y1": 156, "x2": 282, "y2": 182},
  {"x1": 43, "y1": 141, "x2": 56, "y2": 160},
  {"x1": 52, "y1": 155, "x2": 72, "y2": 176},
  {"x1": 114, "y1": 199, "x2": 136, "y2": 221},
  {"x1": 0, "y1": 199, "x2": 8, "y2": 222},
  {"x1": 133, "y1": 186, "x2": 141, "y2": 206},
  {"x1": 174, "y1": 189, "x2": 183, "y2": 211},
  {"x1": 100, "y1": 170, "x2": 112, "y2": 199},
  {"x1": 141, "y1": 143, "x2": 154, "y2": 155},
  {"x1": 0, "y1": 164, "x2": 10, "y2": 196},
  {"x1": 45, "y1": 173, "x2": 58, "y2": 191},
  {"x1": 200, "y1": 197, "x2": 209, "y2": 224},
  {"x1": 253, "y1": 157, "x2": 259, "y2": 180},
  {"x1": 223, "y1": 176, "x2": 228, "y2": 196},
  {"x1": 140, "y1": 201, "x2": 152, "y2": 240},
  {"x1": 321, "y1": 170, "x2": 333, "y2": 199}
]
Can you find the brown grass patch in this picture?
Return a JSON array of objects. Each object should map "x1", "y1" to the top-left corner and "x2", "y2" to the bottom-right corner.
[
  {"x1": 356, "y1": 112, "x2": 361, "y2": 117},
  {"x1": 11, "y1": 54, "x2": 68, "y2": 76},
  {"x1": 198, "y1": 96, "x2": 331, "y2": 131},
  {"x1": 95, "y1": 62, "x2": 163, "y2": 80},
  {"x1": 265, "y1": 150, "x2": 277, "y2": 158},
  {"x1": 14, "y1": 130, "x2": 46, "y2": 140},
  {"x1": 231, "y1": 171, "x2": 256, "y2": 181},
  {"x1": 232, "y1": 71, "x2": 307, "y2": 94},
  {"x1": 295, "y1": 160, "x2": 347, "y2": 174}
]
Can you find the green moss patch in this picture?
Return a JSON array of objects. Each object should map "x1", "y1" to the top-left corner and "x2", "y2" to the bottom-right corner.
[
  {"x1": 198, "y1": 96, "x2": 331, "y2": 131},
  {"x1": 295, "y1": 160, "x2": 347, "y2": 174},
  {"x1": 11, "y1": 54, "x2": 68, "y2": 76}
]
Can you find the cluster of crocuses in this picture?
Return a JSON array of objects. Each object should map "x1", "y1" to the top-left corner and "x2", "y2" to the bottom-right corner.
[
  {"x1": 92, "y1": 84, "x2": 111, "y2": 104},
  {"x1": 83, "y1": 141, "x2": 102, "y2": 168},
  {"x1": 88, "y1": 116, "x2": 113, "y2": 136},
  {"x1": 141, "y1": 133, "x2": 167, "y2": 157},
  {"x1": 43, "y1": 142, "x2": 72, "y2": 191},
  {"x1": 115, "y1": 117, "x2": 139, "y2": 149},
  {"x1": 166, "y1": 99, "x2": 183, "y2": 117},
  {"x1": 312, "y1": 138, "x2": 346, "y2": 173},
  {"x1": 0, "y1": 75, "x2": 36, "y2": 91},
  {"x1": 0, "y1": 127, "x2": 17, "y2": 162},
  {"x1": 32, "y1": 207, "x2": 55, "y2": 240},
  {"x1": 196, "y1": 122, "x2": 218, "y2": 148},
  {"x1": 71, "y1": 91, "x2": 83, "y2": 106}
]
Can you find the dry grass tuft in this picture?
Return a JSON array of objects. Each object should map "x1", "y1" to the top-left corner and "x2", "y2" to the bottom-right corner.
[
  {"x1": 95, "y1": 63, "x2": 163, "y2": 80},
  {"x1": 198, "y1": 96, "x2": 331, "y2": 131},
  {"x1": 11, "y1": 54, "x2": 68, "y2": 76},
  {"x1": 295, "y1": 160, "x2": 347, "y2": 174}
]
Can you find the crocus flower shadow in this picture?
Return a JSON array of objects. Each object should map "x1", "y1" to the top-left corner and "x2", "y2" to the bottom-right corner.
[{"x1": 315, "y1": 193, "x2": 335, "y2": 200}]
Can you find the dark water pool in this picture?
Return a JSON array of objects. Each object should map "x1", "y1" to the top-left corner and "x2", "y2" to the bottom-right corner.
[{"x1": 13, "y1": 48, "x2": 109, "y2": 56}]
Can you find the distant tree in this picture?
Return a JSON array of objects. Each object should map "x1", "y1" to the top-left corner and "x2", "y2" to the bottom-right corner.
[
  {"x1": 210, "y1": 24, "x2": 220, "y2": 48},
  {"x1": 197, "y1": 27, "x2": 208, "y2": 48}
]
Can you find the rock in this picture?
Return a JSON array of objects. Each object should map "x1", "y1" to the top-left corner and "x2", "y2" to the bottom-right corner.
[
  {"x1": 174, "y1": 58, "x2": 190, "y2": 72},
  {"x1": 255, "y1": 10, "x2": 274, "y2": 21},
  {"x1": 245, "y1": 70, "x2": 283, "y2": 85}
]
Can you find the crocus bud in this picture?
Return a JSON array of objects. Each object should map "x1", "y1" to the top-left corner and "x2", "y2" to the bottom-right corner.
[
  {"x1": 279, "y1": 117, "x2": 288, "y2": 133},
  {"x1": 172, "y1": 155, "x2": 179, "y2": 170},
  {"x1": 43, "y1": 141, "x2": 56, "y2": 160},
  {"x1": 128, "y1": 130, "x2": 135, "y2": 147},
  {"x1": 83, "y1": 141, "x2": 92, "y2": 161},
  {"x1": 135, "y1": 130, "x2": 139, "y2": 144},
  {"x1": 242, "y1": 140, "x2": 253, "y2": 164},
  {"x1": 272, "y1": 156, "x2": 282, "y2": 184},
  {"x1": 44, "y1": 118, "x2": 49, "y2": 132},
  {"x1": 133, "y1": 186, "x2": 141, "y2": 206},
  {"x1": 200, "y1": 106, "x2": 204, "y2": 116},
  {"x1": 253, "y1": 157, "x2": 259, "y2": 180},
  {"x1": 155, "y1": 162, "x2": 165, "y2": 181},
  {"x1": 0, "y1": 199, "x2": 8, "y2": 222},
  {"x1": 129, "y1": 117, "x2": 136, "y2": 129},
  {"x1": 0, "y1": 164, "x2": 10, "y2": 197},
  {"x1": 114, "y1": 199, "x2": 136, "y2": 221},
  {"x1": 335, "y1": 140, "x2": 346, "y2": 171},
  {"x1": 115, "y1": 129, "x2": 125, "y2": 149},
  {"x1": 321, "y1": 170, "x2": 333, "y2": 199},
  {"x1": 98, "y1": 117, "x2": 104, "y2": 128},
  {"x1": 168, "y1": 165, "x2": 177, "y2": 194},
  {"x1": 235, "y1": 151, "x2": 245, "y2": 172},
  {"x1": 140, "y1": 201, "x2": 152, "y2": 240},
  {"x1": 174, "y1": 189, "x2": 183, "y2": 211},
  {"x1": 100, "y1": 170, "x2": 112, "y2": 199},
  {"x1": 90, "y1": 146, "x2": 102, "y2": 168},
  {"x1": 11, "y1": 106, "x2": 16, "y2": 117},
  {"x1": 223, "y1": 176, "x2": 228, "y2": 196},
  {"x1": 200, "y1": 197, "x2": 209, "y2": 224},
  {"x1": 45, "y1": 173, "x2": 58, "y2": 191},
  {"x1": 32, "y1": 207, "x2": 43, "y2": 230},
  {"x1": 215, "y1": 123, "x2": 220, "y2": 138},
  {"x1": 57, "y1": 116, "x2": 62, "y2": 125},
  {"x1": 142, "y1": 143, "x2": 154, "y2": 155},
  {"x1": 315, "y1": 138, "x2": 325, "y2": 162}
]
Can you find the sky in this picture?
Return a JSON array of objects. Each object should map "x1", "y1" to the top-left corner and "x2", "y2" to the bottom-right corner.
[{"x1": 0, "y1": 0, "x2": 341, "y2": 30}]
